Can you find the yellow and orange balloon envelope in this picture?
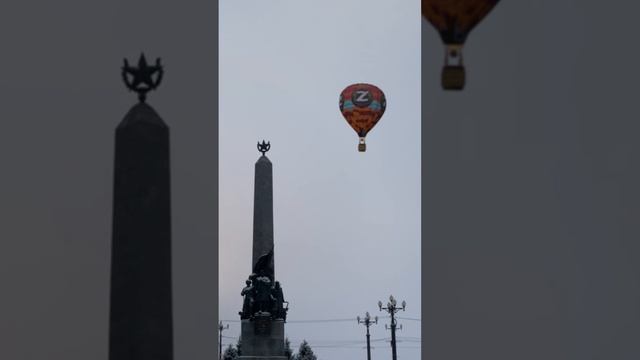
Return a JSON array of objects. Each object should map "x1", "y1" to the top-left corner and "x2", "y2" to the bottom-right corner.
[
  {"x1": 339, "y1": 83, "x2": 386, "y2": 152},
  {"x1": 422, "y1": 0, "x2": 500, "y2": 90}
]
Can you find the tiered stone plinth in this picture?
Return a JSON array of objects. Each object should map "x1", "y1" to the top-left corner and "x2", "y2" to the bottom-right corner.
[{"x1": 238, "y1": 315, "x2": 287, "y2": 360}]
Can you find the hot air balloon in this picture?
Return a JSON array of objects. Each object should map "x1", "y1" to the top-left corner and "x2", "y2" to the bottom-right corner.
[
  {"x1": 339, "y1": 83, "x2": 386, "y2": 152},
  {"x1": 422, "y1": 0, "x2": 500, "y2": 90}
]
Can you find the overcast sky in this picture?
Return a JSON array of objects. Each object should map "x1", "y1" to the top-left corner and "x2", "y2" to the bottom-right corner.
[{"x1": 219, "y1": 1, "x2": 421, "y2": 359}]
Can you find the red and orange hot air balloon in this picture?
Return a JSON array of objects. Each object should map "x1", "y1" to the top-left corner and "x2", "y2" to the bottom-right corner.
[
  {"x1": 422, "y1": 0, "x2": 500, "y2": 90},
  {"x1": 339, "y1": 83, "x2": 386, "y2": 152}
]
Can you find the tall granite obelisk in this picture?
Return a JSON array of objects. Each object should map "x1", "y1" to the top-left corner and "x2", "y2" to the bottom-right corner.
[
  {"x1": 109, "y1": 54, "x2": 173, "y2": 360},
  {"x1": 238, "y1": 141, "x2": 288, "y2": 360}
]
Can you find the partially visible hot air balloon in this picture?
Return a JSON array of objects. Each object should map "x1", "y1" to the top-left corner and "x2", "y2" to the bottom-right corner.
[
  {"x1": 422, "y1": 0, "x2": 500, "y2": 90},
  {"x1": 339, "y1": 83, "x2": 386, "y2": 152}
]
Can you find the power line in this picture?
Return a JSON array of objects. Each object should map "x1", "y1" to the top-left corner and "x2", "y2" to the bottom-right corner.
[
  {"x1": 220, "y1": 316, "x2": 421, "y2": 323},
  {"x1": 221, "y1": 317, "x2": 359, "y2": 324},
  {"x1": 306, "y1": 344, "x2": 420, "y2": 349},
  {"x1": 284, "y1": 337, "x2": 420, "y2": 345},
  {"x1": 218, "y1": 314, "x2": 421, "y2": 356},
  {"x1": 220, "y1": 333, "x2": 422, "y2": 345},
  {"x1": 288, "y1": 318, "x2": 357, "y2": 323}
]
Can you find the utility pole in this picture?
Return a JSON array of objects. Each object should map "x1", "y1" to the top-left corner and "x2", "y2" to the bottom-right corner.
[
  {"x1": 357, "y1": 312, "x2": 378, "y2": 360},
  {"x1": 218, "y1": 321, "x2": 229, "y2": 360},
  {"x1": 378, "y1": 295, "x2": 406, "y2": 360}
]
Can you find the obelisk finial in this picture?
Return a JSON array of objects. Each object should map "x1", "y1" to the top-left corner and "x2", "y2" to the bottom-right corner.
[
  {"x1": 122, "y1": 53, "x2": 164, "y2": 103},
  {"x1": 257, "y1": 140, "x2": 271, "y2": 156}
]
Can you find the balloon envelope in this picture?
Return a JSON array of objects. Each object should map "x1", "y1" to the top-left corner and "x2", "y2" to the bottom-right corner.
[
  {"x1": 422, "y1": 0, "x2": 500, "y2": 90},
  {"x1": 422, "y1": 0, "x2": 500, "y2": 45},
  {"x1": 339, "y1": 83, "x2": 386, "y2": 138}
]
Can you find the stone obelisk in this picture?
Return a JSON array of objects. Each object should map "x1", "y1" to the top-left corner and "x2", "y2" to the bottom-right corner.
[
  {"x1": 238, "y1": 141, "x2": 288, "y2": 360},
  {"x1": 252, "y1": 145, "x2": 275, "y2": 280},
  {"x1": 109, "y1": 54, "x2": 173, "y2": 360}
]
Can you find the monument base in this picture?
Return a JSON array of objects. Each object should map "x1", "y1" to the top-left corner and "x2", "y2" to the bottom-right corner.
[{"x1": 238, "y1": 316, "x2": 286, "y2": 359}]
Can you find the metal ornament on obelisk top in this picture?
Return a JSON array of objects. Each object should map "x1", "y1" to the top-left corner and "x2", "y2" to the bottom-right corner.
[
  {"x1": 238, "y1": 141, "x2": 289, "y2": 360},
  {"x1": 122, "y1": 53, "x2": 164, "y2": 103},
  {"x1": 109, "y1": 54, "x2": 173, "y2": 360}
]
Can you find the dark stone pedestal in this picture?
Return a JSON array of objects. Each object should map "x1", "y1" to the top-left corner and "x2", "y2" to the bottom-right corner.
[{"x1": 238, "y1": 316, "x2": 286, "y2": 360}]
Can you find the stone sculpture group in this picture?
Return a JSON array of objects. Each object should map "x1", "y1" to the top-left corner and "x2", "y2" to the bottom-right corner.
[{"x1": 240, "y1": 250, "x2": 288, "y2": 321}]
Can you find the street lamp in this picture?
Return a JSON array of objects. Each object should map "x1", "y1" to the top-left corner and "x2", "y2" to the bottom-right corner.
[
  {"x1": 378, "y1": 295, "x2": 406, "y2": 360},
  {"x1": 357, "y1": 312, "x2": 378, "y2": 360}
]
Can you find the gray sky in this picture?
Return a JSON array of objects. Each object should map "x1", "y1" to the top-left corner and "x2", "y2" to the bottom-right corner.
[{"x1": 219, "y1": 1, "x2": 421, "y2": 359}]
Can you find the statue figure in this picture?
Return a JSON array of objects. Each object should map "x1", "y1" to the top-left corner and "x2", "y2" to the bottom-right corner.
[
  {"x1": 239, "y1": 278, "x2": 255, "y2": 319},
  {"x1": 253, "y1": 276, "x2": 275, "y2": 314},
  {"x1": 272, "y1": 281, "x2": 287, "y2": 320}
]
